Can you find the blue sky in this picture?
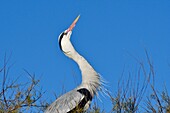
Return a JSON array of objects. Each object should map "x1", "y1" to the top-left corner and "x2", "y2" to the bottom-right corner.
[{"x1": 0, "y1": 0, "x2": 170, "y2": 112}]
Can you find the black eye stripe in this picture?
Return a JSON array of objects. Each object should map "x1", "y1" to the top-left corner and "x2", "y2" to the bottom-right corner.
[
  {"x1": 59, "y1": 33, "x2": 64, "y2": 51},
  {"x1": 59, "y1": 32, "x2": 68, "y2": 51}
]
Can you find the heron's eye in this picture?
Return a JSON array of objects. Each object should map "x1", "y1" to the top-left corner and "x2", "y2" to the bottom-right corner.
[{"x1": 63, "y1": 32, "x2": 68, "y2": 35}]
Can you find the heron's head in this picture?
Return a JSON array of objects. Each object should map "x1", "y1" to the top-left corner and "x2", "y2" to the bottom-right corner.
[{"x1": 58, "y1": 15, "x2": 80, "y2": 54}]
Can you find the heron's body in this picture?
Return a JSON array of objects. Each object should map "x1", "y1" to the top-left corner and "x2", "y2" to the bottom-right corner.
[
  {"x1": 45, "y1": 88, "x2": 92, "y2": 113},
  {"x1": 45, "y1": 16, "x2": 103, "y2": 113}
]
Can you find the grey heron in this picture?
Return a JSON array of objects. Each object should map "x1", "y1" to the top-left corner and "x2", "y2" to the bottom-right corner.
[{"x1": 45, "y1": 15, "x2": 105, "y2": 113}]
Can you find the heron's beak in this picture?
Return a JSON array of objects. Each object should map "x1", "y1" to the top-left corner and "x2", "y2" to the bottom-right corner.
[{"x1": 66, "y1": 15, "x2": 80, "y2": 33}]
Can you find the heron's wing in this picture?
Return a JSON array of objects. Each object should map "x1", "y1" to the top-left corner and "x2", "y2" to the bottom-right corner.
[{"x1": 45, "y1": 89, "x2": 84, "y2": 113}]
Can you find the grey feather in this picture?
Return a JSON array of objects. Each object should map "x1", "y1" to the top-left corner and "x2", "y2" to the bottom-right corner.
[{"x1": 45, "y1": 89, "x2": 85, "y2": 113}]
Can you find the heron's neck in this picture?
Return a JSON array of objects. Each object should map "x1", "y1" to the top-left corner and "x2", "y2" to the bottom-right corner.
[{"x1": 70, "y1": 50, "x2": 101, "y2": 96}]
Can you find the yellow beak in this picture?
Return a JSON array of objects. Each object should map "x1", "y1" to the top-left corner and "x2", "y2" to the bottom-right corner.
[{"x1": 66, "y1": 15, "x2": 80, "y2": 33}]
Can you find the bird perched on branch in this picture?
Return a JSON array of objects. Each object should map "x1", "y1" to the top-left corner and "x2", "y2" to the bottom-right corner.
[{"x1": 45, "y1": 15, "x2": 105, "y2": 113}]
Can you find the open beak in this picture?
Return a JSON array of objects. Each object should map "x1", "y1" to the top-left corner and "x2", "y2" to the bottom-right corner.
[{"x1": 66, "y1": 15, "x2": 80, "y2": 33}]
